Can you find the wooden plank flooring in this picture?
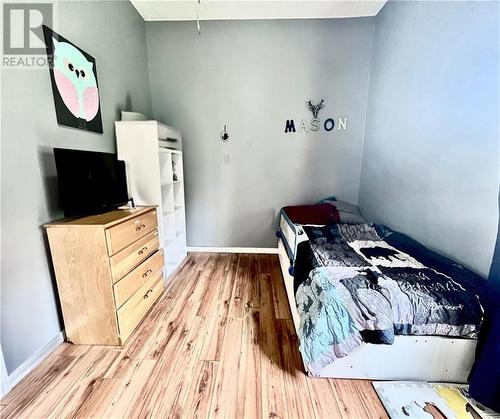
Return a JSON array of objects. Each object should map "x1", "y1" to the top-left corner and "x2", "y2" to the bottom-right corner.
[{"x1": 0, "y1": 253, "x2": 387, "y2": 419}]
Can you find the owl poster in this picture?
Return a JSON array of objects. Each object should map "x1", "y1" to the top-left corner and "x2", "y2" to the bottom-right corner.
[{"x1": 43, "y1": 26, "x2": 103, "y2": 133}]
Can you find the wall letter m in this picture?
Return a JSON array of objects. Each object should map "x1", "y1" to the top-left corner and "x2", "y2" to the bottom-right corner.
[{"x1": 285, "y1": 120, "x2": 296, "y2": 133}]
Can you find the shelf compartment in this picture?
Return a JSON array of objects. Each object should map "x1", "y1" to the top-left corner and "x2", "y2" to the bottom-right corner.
[
  {"x1": 159, "y1": 151, "x2": 173, "y2": 185},
  {"x1": 171, "y1": 153, "x2": 184, "y2": 182},
  {"x1": 173, "y1": 182, "x2": 185, "y2": 209},
  {"x1": 175, "y1": 208, "x2": 185, "y2": 236},
  {"x1": 161, "y1": 183, "x2": 174, "y2": 213},
  {"x1": 162, "y1": 211, "x2": 176, "y2": 242},
  {"x1": 165, "y1": 237, "x2": 182, "y2": 264}
]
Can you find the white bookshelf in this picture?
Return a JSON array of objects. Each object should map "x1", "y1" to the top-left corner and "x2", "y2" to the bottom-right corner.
[{"x1": 115, "y1": 120, "x2": 187, "y2": 281}]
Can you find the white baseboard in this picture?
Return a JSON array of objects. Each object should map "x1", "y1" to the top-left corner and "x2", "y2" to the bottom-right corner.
[
  {"x1": 187, "y1": 246, "x2": 278, "y2": 254},
  {"x1": 6, "y1": 332, "x2": 65, "y2": 393}
]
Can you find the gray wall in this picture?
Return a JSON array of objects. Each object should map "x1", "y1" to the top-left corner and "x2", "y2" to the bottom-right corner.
[
  {"x1": 1, "y1": 1, "x2": 152, "y2": 374},
  {"x1": 146, "y1": 19, "x2": 375, "y2": 247},
  {"x1": 358, "y1": 1, "x2": 499, "y2": 277}
]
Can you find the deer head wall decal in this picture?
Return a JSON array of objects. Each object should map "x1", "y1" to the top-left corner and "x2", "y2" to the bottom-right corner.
[{"x1": 307, "y1": 99, "x2": 325, "y2": 118}]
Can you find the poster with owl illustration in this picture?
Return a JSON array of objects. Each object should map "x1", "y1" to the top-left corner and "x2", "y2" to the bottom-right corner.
[{"x1": 43, "y1": 26, "x2": 103, "y2": 133}]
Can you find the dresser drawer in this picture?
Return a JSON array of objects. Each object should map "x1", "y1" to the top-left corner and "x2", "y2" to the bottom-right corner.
[
  {"x1": 113, "y1": 249, "x2": 164, "y2": 308},
  {"x1": 117, "y1": 270, "x2": 164, "y2": 343},
  {"x1": 109, "y1": 229, "x2": 160, "y2": 283},
  {"x1": 105, "y1": 209, "x2": 158, "y2": 256}
]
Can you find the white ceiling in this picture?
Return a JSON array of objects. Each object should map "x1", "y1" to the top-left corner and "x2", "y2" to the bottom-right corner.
[{"x1": 131, "y1": 0, "x2": 387, "y2": 21}]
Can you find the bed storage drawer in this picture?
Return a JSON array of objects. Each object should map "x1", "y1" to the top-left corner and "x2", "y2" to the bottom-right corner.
[
  {"x1": 105, "y1": 209, "x2": 158, "y2": 255},
  {"x1": 117, "y1": 270, "x2": 164, "y2": 343},
  {"x1": 109, "y1": 229, "x2": 160, "y2": 283},
  {"x1": 113, "y1": 249, "x2": 164, "y2": 308}
]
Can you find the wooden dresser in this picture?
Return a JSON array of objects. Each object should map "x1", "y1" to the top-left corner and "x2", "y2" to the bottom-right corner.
[{"x1": 45, "y1": 206, "x2": 165, "y2": 345}]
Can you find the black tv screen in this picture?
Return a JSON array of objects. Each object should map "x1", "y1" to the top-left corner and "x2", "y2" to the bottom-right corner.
[{"x1": 54, "y1": 148, "x2": 129, "y2": 218}]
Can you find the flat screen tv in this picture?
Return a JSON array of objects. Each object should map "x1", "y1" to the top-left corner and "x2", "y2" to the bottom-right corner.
[{"x1": 54, "y1": 148, "x2": 129, "y2": 218}]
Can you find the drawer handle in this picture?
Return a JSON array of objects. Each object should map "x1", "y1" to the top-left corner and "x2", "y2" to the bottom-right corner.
[
  {"x1": 135, "y1": 223, "x2": 146, "y2": 232},
  {"x1": 138, "y1": 246, "x2": 148, "y2": 255},
  {"x1": 142, "y1": 269, "x2": 153, "y2": 278},
  {"x1": 143, "y1": 289, "x2": 153, "y2": 299}
]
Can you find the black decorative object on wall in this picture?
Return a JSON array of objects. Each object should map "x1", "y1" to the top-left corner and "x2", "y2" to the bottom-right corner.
[
  {"x1": 43, "y1": 25, "x2": 103, "y2": 133},
  {"x1": 220, "y1": 125, "x2": 229, "y2": 142},
  {"x1": 307, "y1": 99, "x2": 325, "y2": 118}
]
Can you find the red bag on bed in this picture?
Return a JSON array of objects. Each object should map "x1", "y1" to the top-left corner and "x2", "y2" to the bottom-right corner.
[{"x1": 283, "y1": 204, "x2": 341, "y2": 225}]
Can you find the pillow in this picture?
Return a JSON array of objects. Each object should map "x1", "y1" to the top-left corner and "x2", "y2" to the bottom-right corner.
[
  {"x1": 283, "y1": 197, "x2": 367, "y2": 225},
  {"x1": 283, "y1": 204, "x2": 340, "y2": 225},
  {"x1": 317, "y1": 195, "x2": 337, "y2": 204},
  {"x1": 319, "y1": 197, "x2": 367, "y2": 224},
  {"x1": 331, "y1": 200, "x2": 366, "y2": 224},
  {"x1": 337, "y1": 211, "x2": 366, "y2": 224}
]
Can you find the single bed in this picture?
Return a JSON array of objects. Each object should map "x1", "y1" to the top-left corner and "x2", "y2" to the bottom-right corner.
[{"x1": 277, "y1": 207, "x2": 483, "y2": 383}]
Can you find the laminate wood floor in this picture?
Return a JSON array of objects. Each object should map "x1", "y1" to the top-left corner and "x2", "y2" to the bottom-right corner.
[{"x1": 1, "y1": 253, "x2": 387, "y2": 419}]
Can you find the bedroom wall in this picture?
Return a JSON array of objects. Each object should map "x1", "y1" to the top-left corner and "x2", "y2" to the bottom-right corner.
[
  {"x1": 146, "y1": 18, "x2": 375, "y2": 247},
  {"x1": 1, "y1": 1, "x2": 152, "y2": 374},
  {"x1": 358, "y1": 1, "x2": 499, "y2": 277}
]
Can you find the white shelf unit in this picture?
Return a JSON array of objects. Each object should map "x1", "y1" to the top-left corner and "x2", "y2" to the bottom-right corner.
[{"x1": 115, "y1": 120, "x2": 187, "y2": 281}]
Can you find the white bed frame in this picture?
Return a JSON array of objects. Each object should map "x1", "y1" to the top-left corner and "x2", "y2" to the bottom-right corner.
[{"x1": 277, "y1": 240, "x2": 477, "y2": 382}]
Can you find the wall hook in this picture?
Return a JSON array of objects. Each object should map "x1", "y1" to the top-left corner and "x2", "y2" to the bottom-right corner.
[{"x1": 221, "y1": 125, "x2": 229, "y2": 142}]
